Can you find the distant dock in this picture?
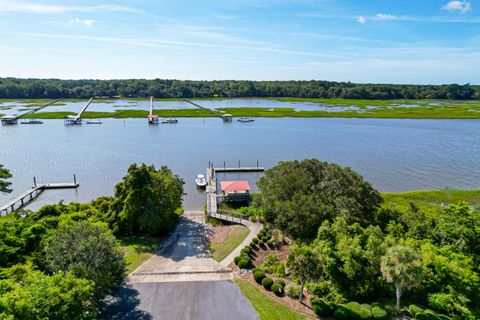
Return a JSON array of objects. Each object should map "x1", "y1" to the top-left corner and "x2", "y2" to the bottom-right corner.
[{"x1": 0, "y1": 176, "x2": 79, "y2": 215}]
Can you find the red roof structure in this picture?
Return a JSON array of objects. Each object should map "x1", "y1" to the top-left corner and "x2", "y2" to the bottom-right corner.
[{"x1": 220, "y1": 181, "x2": 250, "y2": 192}]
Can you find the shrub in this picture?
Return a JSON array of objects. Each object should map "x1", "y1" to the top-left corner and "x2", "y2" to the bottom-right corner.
[
  {"x1": 286, "y1": 284, "x2": 300, "y2": 298},
  {"x1": 437, "y1": 315, "x2": 451, "y2": 320},
  {"x1": 253, "y1": 270, "x2": 266, "y2": 284},
  {"x1": 266, "y1": 239, "x2": 274, "y2": 248},
  {"x1": 333, "y1": 305, "x2": 350, "y2": 320},
  {"x1": 249, "y1": 241, "x2": 257, "y2": 248},
  {"x1": 234, "y1": 256, "x2": 242, "y2": 265},
  {"x1": 238, "y1": 259, "x2": 251, "y2": 269},
  {"x1": 271, "y1": 283, "x2": 284, "y2": 296},
  {"x1": 415, "y1": 313, "x2": 441, "y2": 320},
  {"x1": 345, "y1": 301, "x2": 363, "y2": 320},
  {"x1": 245, "y1": 245, "x2": 252, "y2": 251},
  {"x1": 262, "y1": 277, "x2": 274, "y2": 291},
  {"x1": 252, "y1": 238, "x2": 259, "y2": 244},
  {"x1": 372, "y1": 306, "x2": 388, "y2": 320},
  {"x1": 241, "y1": 247, "x2": 251, "y2": 255},
  {"x1": 252, "y1": 267, "x2": 262, "y2": 274},
  {"x1": 257, "y1": 239, "x2": 264, "y2": 246},
  {"x1": 311, "y1": 298, "x2": 334, "y2": 317},
  {"x1": 275, "y1": 279, "x2": 286, "y2": 288},
  {"x1": 409, "y1": 305, "x2": 424, "y2": 317}
]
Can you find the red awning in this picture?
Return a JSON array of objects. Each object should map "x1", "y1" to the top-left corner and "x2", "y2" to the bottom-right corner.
[{"x1": 220, "y1": 181, "x2": 250, "y2": 192}]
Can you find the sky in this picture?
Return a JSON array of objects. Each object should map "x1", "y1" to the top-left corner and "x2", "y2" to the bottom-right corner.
[{"x1": 0, "y1": 0, "x2": 479, "y2": 84}]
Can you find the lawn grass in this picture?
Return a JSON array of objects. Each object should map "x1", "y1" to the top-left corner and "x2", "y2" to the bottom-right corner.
[
  {"x1": 209, "y1": 225, "x2": 250, "y2": 261},
  {"x1": 381, "y1": 189, "x2": 480, "y2": 212},
  {"x1": 118, "y1": 235, "x2": 158, "y2": 274},
  {"x1": 235, "y1": 279, "x2": 310, "y2": 320}
]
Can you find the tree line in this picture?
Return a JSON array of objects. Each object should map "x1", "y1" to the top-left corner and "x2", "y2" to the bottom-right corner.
[{"x1": 0, "y1": 78, "x2": 478, "y2": 100}]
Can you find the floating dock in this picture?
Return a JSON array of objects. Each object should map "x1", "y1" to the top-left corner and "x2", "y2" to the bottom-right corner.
[
  {"x1": 0, "y1": 176, "x2": 79, "y2": 215},
  {"x1": 64, "y1": 97, "x2": 94, "y2": 125}
]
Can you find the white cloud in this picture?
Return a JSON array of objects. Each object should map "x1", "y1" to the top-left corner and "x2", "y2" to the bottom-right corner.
[
  {"x1": 442, "y1": 1, "x2": 471, "y2": 13},
  {"x1": 375, "y1": 13, "x2": 397, "y2": 21},
  {"x1": 357, "y1": 16, "x2": 366, "y2": 24},
  {"x1": 0, "y1": 1, "x2": 140, "y2": 14},
  {"x1": 70, "y1": 18, "x2": 95, "y2": 27}
]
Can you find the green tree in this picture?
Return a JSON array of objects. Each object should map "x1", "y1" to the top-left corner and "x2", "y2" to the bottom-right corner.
[
  {"x1": 44, "y1": 221, "x2": 125, "y2": 296},
  {"x1": 287, "y1": 245, "x2": 321, "y2": 302},
  {"x1": 0, "y1": 164, "x2": 12, "y2": 194},
  {"x1": 112, "y1": 163, "x2": 184, "y2": 235},
  {"x1": 255, "y1": 159, "x2": 382, "y2": 241},
  {"x1": 0, "y1": 264, "x2": 97, "y2": 320},
  {"x1": 381, "y1": 245, "x2": 423, "y2": 312}
]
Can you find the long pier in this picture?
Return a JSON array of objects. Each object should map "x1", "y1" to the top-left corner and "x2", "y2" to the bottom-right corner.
[
  {"x1": 205, "y1": 163, "x2": 264, "y2": 216},
  {"x1": 0, "y1": 176, "x2": 79, "y2": 215},
  {"x1": 1, "y1": 98, "x2": 63, "y2": 125},
  {"x1": 183, "y1": 100, "x2": 232, "y2": 122}
]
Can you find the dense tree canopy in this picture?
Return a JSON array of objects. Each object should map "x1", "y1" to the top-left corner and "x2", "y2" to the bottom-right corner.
[
  {"x1": 255, "y1": 159, "x2": 383, "y2": 241},
  {"x1": 44, "y1": 221, "x2": 125, "y2": 296},
  {"x1": 111, "y1": 163, "x2": 184, "y2": 235},
  {"x1": 0, "y1": 78, "x2": 478, "y2": 100}
]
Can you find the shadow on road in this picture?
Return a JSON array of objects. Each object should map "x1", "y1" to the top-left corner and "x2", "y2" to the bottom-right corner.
[{"x1": 98, "y1": 285, "x2": 153, "y2": 320}]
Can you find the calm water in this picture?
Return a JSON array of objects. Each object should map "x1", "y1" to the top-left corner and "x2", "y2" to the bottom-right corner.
[{"x1": 0, "y1": 118, "x2": 479, "y2": 211}]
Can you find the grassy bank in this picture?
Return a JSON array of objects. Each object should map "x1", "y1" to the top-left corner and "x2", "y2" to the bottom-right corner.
[
  {"x1": 209, "y1": 225, "x2": 250, "y2": 262},
  {"x1": 119, "y1": 235, "x2": 158, "y2": 274},
  {"x1": 381, "y1": 189, "x2": 480, "y2": 212},
  {"x1": 11, "y1": 97, "x2": 480, "y2": 119},
  {"x1": 235, "y1": 279, "x2": 310, "y2": 320}
]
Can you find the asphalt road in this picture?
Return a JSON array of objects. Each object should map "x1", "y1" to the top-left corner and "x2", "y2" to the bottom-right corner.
[{"x1": 101, "y1": 212, "x2": 259, "y2": 319}]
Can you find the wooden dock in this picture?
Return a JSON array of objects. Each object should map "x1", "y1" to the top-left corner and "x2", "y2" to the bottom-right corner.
[
  {"x1": 205, "y1": 164, "x2": 265, "y2": 215},
  {"x1": 183, "y1": 100, "x2": 232, "y2": 122},
  {"x1": 0, "y1": 177, "x2": 79, "y2": 215}
]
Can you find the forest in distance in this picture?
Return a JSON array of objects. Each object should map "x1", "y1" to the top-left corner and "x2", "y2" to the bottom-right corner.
[{"x1": 0, "y1": 78, "x2": 478, "y2": 100}]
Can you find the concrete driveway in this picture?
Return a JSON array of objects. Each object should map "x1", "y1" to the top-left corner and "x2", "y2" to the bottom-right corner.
[{"x1": 103, "y1": 212, "x2": 258, "y2": 320}]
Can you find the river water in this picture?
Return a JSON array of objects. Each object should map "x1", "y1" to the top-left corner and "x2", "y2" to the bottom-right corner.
[{"x1": 0, "y1": 117, "x2": 479, "y2": 211}]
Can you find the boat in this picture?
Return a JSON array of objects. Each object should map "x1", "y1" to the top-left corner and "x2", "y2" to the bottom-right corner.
[
  {"x1": 21, "y1": 119, "x2": 43, "y2": 124},
  {"x1": 237, "y1": 117, "x2": 254, "y2": 122},
  {"x1": 195, "y1": 174, "x2": 207, "y2": 188},
  {"x1": 162, "y1": 118, "x2": 178, "y2": 124},
  {"x1": 86, "y1": 119, "x2": 103, "y2": 124}
]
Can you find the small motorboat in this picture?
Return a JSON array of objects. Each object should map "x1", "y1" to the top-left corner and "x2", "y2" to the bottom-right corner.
[
  {"x1": 86, "y1": 119, "x2": 103, "y2": 124},
  {"x1": 195, "y1": 174, "x2": 207, "y2": 188},
  {"x1": 162, "y1": 118, "x2": 178, "y2": 124},
  {"x1": 237, "y1": 117, "x2": 254, "y2": 123}
]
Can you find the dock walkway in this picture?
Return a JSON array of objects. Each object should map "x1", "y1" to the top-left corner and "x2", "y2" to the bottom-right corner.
[{"x1": 0, "y1": 179, "x2": 79, "y2": 215}]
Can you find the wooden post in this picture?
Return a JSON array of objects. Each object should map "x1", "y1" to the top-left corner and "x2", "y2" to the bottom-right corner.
[
  {"x1": 224, "y1": 161, "x2": 226, "y2": 169},
  {"x1": 74, "y1": 174, "x2": 77, "y2": 185},
  {"x1": 238, "y1": 160, "x2": 240, "y2": 168},
  {"x1": 33, "y1": 177, "x2": 37, "y2": 187},
  {"x1": 257, "y1": 160, "x2": 259, "y2": 168}
]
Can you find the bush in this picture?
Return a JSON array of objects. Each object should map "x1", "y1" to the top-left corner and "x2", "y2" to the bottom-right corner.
[
  {"x1": 249, "y1": 241, "x2": 257, "y2": 249},
  {"x1": 271, "y1": 283, "x2": 284, "y2": 296},
  {"x1": 252, "y1": 267, "x2": 262, "y2": 274},
  {"x1": 333, "y1": 305, "x2": 350, "y2": 320},
  {"x1": 262, "y1": 277, "x2": 274, "y2": 291},
  {"x1": 275, "y1": 279, "x2": 286, "y2": 288},
  {"x1": 238, "y1": 259, "x2": 251, "y2": 269},
  {"x1": 253, "y1": 270, "x2": 266, "y2": 284},
  {"x1": 252, "y1": 238, "x2": 259, "y2": 244},
  {"x1": 415, "y1": 313, "x2": 441, "y2": 320},
  {"x1": 409, "y1": 305, "x2": 424, "y2": 317},
  {"x1": 241, "y1": 247, "x2": 251, "y2": 255},
  {"x1": 371, "y1": 306, "x2": 388, "y2": 320},
  {"x1": 286, "y1": 284, "x2": 300, "y2": 298},
  {"x1": 311, "y1": 298, "x2": 334, "y2": 317},
  {"x1": 234, "y1": 256, "x2": 242, "y2": 265},
  {"x1": 245, "y1": 245, "x2": 252, "y2": 251}
]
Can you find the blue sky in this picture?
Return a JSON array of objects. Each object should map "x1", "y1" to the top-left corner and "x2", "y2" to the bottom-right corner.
[{"x1": 0, "y1": 0, "x2": 479, "y2": 84}]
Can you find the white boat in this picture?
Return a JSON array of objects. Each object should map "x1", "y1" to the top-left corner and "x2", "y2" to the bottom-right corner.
[
  {"x1": 195, "y1": 174, "x2": 207, "y2": 188},
  {"x1": 162, "y1": 118, "x2": 178, "y2": 124},
  {"x1": 237, "y1": 117, "x2": 254, "y2": 122},
  {"x1": 86, "y1": 119, "x2": 103, "y2": 124}
]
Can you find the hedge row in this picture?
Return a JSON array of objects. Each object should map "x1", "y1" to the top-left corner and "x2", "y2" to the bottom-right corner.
[
  {"x1": 311, "y1": 298, "x2": 388, "y2": 320},
  {"x1": 409, "y1": 305, "x2": 451, "y2": 320}
]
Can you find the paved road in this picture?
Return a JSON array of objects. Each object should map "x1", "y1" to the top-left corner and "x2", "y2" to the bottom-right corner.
[{"x1": 103, "y1": 212, "x2": 258, "y2": 320}]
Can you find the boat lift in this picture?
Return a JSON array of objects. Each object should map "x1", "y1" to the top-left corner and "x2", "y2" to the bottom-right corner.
[
  {"x1": 1, "y1": 98, "x2": 62, "y2": 125},
  {"x1": 64, "y1": 97, "x2": 94, "y2": 125},
  {"x1": 148, "y1": 96, "x2": 159, "y2": 124}
]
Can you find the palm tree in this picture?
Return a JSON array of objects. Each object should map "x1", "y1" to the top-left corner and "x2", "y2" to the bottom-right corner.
[
  {"x1": 287, "y1": 245, "x2": 322, "y2": 302},
  {"x1": 381, "y1": 245, "x2": 423, "y2": 312}
]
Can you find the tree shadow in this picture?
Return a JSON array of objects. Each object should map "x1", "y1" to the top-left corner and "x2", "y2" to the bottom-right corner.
[{"x1": 98, "y1": 285, "x2": 153, "y2": 320}]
